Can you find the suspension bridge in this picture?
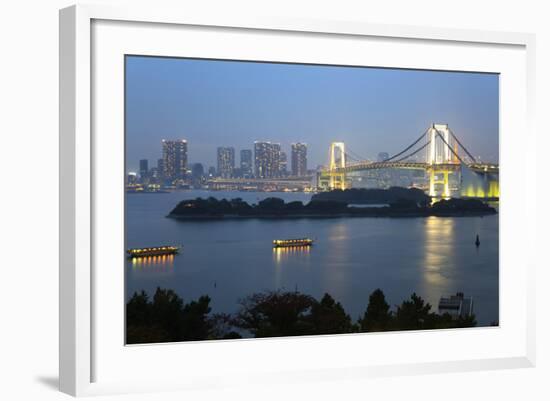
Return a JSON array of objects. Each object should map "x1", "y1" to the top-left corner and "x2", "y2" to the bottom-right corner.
[{"x1": 318, "y1": 123, "x2": 499, "y2": 198}]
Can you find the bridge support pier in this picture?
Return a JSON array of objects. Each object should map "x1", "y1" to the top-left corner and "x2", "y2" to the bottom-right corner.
[
  {"x1": 429, "y1": 170, "x2": 435, "y2": 197},
  {"x1": 428, "y1": 168, "x2": 451, "y2": 198},
  {"x1": 329, "y1": 172, "x2": 347, "y2": 190},
  {"x1": 327, "y1": 142, "x2": 347, "y2": 190},
  {"x1": 443, "y1": 171, "x2": 450, "y2": 198}
]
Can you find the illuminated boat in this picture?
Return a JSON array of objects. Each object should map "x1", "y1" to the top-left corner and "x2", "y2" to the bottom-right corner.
[
  {"x1": 127, "y1": 245, "x2": 180, "y2": 258},
  {"x1": 272, "y1": 238, "x2": 314, "y2": 248}
]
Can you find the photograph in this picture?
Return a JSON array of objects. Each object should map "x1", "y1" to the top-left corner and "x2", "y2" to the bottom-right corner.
[
  {"x1": 2, "y1": 0, "x2": 545, "y2": 399},
  {"x1": 124, "y1": 55, "x2": 499, "y2": 344}
]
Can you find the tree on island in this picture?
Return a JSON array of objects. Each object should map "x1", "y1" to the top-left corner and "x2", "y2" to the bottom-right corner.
[
  {"x1": 257, "y1": 197, "x2": 286, "y2": 210},
  {"x1": 168, "y1": 193, "x2": 495, "y2": 218}
]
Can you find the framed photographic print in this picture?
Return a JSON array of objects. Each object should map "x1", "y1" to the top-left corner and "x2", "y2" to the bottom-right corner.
[{"x1": 59, "y1": 4, "x2": 536, "y2": 397}]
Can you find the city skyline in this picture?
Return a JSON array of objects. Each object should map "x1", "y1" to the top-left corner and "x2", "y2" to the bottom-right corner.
[
  {"x1": 128, "y1": 139, "x2": 310, "y2": 176},
  {"x1": 130, "y1": 140, "x2": 310, "y2": 178},
  {"x1": 125, "y1": 56, "x2": 499, "y2": 173}
]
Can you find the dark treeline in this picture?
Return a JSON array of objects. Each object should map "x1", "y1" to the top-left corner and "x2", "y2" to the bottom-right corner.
[
  {"x1": 127, "y1": 287, "x2": 477, "y2": 344},
  {"x1": 168, "y1": 195, "x2": 495, "y2": 219},
  {"x1": 168, "y1": 196, "x2": 348, "y2": 218},
  {"x1": 311, "y1": 187, "x2": 430, "y2": 204}
]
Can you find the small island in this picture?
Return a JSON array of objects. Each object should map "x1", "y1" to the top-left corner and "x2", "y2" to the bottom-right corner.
[{"x1": 167, "y1": 193, "x2": 496, "y2": 220}]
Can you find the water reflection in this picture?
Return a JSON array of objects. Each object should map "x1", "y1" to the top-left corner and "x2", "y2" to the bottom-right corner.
[
  {"x1": 320, "y1": 221, "x2": 351, "y2": 297},
  {"x1": 273, "y1": 246, "x2": 311, "y2": 265},
  {"x1": 131, "y1": 254, "x2": 175, "y2": 273},
  {"x1": 273, "y1": 246, "x2": 312, "y2": 289},
  {"x1": 327, "y1": 221, "x2": 349, "y2": 242},
  {"x1": 422, "y1": 217, "x2": 455, "y2": 288}
]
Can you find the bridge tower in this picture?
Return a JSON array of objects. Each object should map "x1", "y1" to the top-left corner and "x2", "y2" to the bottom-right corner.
[
  {"x1": 427, "y1": 123, "x2": 457, "y2": 198},
  {"x1": 328, "y1": 142, "x2": 347, "y2": 190}
]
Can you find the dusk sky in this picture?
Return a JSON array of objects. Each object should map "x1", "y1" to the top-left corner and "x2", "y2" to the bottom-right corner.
[{"x1": 125, "y1": 56, "x2": 499, "y2": 172}]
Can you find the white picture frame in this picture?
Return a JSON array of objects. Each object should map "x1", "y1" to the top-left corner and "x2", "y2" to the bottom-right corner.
[{"x1": 59, "y1": 4, "x2": 536, "y2": 397}]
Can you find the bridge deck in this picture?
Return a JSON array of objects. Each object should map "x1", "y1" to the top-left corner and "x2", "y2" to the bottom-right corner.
[{"x1": 323, "y1": 161, "x2": 498, "y2": 174}]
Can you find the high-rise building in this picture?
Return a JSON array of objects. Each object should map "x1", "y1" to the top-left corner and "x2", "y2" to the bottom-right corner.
[
  {"x1": 377, "y1": 152, "x2": 389, "y2": 162},
  {"x1": 157, "y1": 158, "x2": 164, "y2": 179},
  {"x1": 254, "y1": 142, "x2": 268, "y2": 178},
  {"x1": 279, "y1": 151, "x2": 288, "y2": 176},
  {"x1": 240, "y1": 149, "x2": 253, "y2": 178},
  {"x1": 291, "y1": 143, "x2": 307, "y2": 177},
  {"x1": 272, "y1": 143, "x2": 281, "y2": 178},
  {"x1": 139, "y1": 159, "x2": 149, "y2": 181},
  {"x1": 217, "y1": 147, "x2": 235, "y2": 178},
  {"x1": 162, "y1": 139, "x2": 188, "y2": 181},
  {"x1": 254, "y1": 142, "x2": 281, "y2": 178}
]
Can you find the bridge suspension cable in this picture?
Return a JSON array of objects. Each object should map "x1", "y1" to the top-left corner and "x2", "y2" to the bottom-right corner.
[
  {"x1": 343, "y1": 153, "x2": 360, "y2": 163},
  {"x1": 346, "y1": 149, "x2": 370, "y2": 163},
  {"x1": 329, "y1": 124, "x2": 484, "y2": 169},
  {"x1": 382, "y1": 127, "x2": 430, "y2": 162},
  {"x1": 448, "y1": 128, "x2": 477, "y2": 164},
  {"x1": 393, "y1": 140, "x2": 431, "y2": 163},
  {"x1": 435, "y1": 132, "x2": 467, "y2": 165}
]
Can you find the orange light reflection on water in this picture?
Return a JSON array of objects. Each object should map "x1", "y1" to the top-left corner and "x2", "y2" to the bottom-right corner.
[
  {"x1": 131, "y1": 254, "x2": 175, "y2": 273},
  {"x1": 273, "y1": 246, "x2": 311, "y2": 264}
]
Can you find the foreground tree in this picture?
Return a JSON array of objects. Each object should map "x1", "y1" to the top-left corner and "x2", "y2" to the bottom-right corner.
[
  {"x1": 126, "y1": 287, "x2": 212, "y2": 344},
  {"x1": 151, "y1": 288, "x2": 187, "y2": 339},
  {"x1": 127, "y1": 287, "x2": 479, "y2": 343},
  {"x1": 394, "y1": 292, "x2": 436, "y2": 330},
  {"x1": 310, "y1": 293, "x2": 354, "y2": 334},
  {"x1": 126, "y1": 290, "x2": 152, "y2": 327},
  {"x1": 207, "y1": 313, "x2": 242, "y2": 340},
  {"x1": 393, "y1": 292, "x2": 478, "y2": 331},
  {"x1": 234, "y1": 291, "x2": 317, "y2": 337},
  {"x1": 180, "y1": 295, "x2": 213, "y2": 340},
  {"x1": 126, "y1": 290, "x2": 168, "y2": 343},
  {"x1": 359, "y1": 289, "x2": 392, "y2": 332}
]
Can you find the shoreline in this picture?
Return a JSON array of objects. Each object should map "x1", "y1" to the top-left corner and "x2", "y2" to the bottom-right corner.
[{"x1": 167, "y1": 210, "x2": 497, "y2": 220}]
